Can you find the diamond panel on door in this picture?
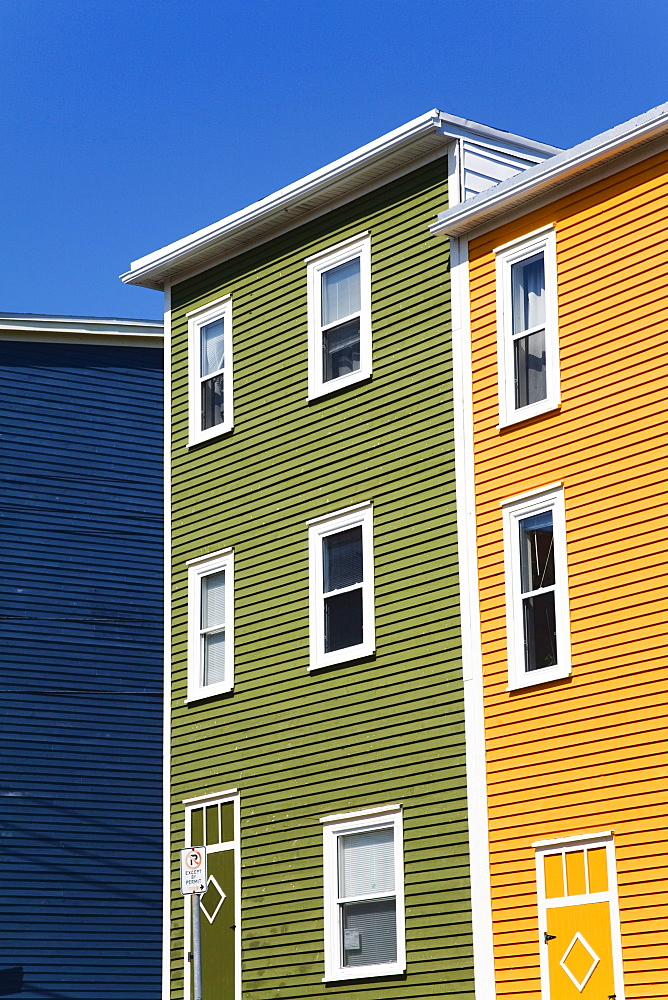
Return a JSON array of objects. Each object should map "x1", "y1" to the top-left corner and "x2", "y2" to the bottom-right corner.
[{"x1": 547, "y1": 901, "x2": 614, "y2": 997}]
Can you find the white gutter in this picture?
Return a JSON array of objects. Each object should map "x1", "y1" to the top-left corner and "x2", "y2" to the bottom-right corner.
[{"x1": 432, "y1": 101, "x2": 668, "y2": 237}]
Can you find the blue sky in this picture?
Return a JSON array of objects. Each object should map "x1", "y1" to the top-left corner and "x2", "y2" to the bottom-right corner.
[{"x1": 2, "y1": 0, "x2": 667, "y2": 321}]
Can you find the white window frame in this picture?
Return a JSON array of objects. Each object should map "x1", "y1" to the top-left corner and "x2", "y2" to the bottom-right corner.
[
  {"x1": 306, "y1": 233, "x2": 372, "y2": 400},
  {"x1": 308, "y1": 501, "x2": 374, "y2": 671},
  {"x1": 321, "y1": 805, "x2": 405, "y2": 982},
  {"x1": 534, "y1": 832, "x2": 625, "y2": 1000},
  {"x1": 496, "y1": 226, "x2": 559, "y2": 427},
  {"x1": 502, "y1": 484, "x2": 570, "y2": 690},
  {"x1": 187, "y1": 548, "x2": 234, "y2": 701},
  {"x1": 188, "y1": 295, "x2": 233, "y2": 445}
]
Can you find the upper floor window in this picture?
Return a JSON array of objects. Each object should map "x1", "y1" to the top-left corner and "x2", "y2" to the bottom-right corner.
[
  {"x1": 496, "y1": 227, "x2": 559, "y2": 426},
  {"x1": 187, "y1": 549, "x2": 234, "y2": 700},
  {"x1": 308, "y1": 502, "x2": 374, "y2": 670},
  {"x1": 188, "y1": 296, "x2": 233, "y2": 445},
  {"x1": 306, "y1": 234, "x2": 371, "y2": 399},
  {"x1": 502, "y1": 485, "x2": 570, "y2": 689},
  {"x1": 321, "y1": 805, "x2": 405, "y2": 982}
]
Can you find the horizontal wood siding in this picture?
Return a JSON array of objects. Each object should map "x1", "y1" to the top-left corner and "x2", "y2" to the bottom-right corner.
[
  {"x1": 170, "y1": 160, "x2": 475, "y2": 998},
  {"x1": 0, "y1": 341, "x2": 163, "y2": 1000},
  {"x1": 467, "y1": 148, "x2": 668, "y2": 998}
]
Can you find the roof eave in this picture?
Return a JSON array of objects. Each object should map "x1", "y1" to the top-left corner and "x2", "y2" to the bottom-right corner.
[
  {"x1": 121, "y1": 111, "x2": 446, "y2": 290},
  {"x1": 122, "y1": 109, "x2": 559, "y2": 290},
  {"x1": 432, "y1": 101, "x2": 668, "y2": 238}
]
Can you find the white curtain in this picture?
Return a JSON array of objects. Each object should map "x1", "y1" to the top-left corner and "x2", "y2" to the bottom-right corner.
[
  {"x1": 338, "y1": 827, "x2": 394, "y2": 897},
  {"x1": 322, "y1": 259, "x2": 361, "y2": 326},
  {"x1": 201, "y1": 318, "x2": 225, "y2": 376}
]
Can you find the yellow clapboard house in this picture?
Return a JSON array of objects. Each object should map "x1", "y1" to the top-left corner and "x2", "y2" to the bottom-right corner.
[{"x1": 433, "y1": 104, "x2": 668, "y2": 999}]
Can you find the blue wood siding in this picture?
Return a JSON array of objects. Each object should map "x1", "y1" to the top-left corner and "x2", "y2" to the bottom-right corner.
[{"x1": 0, "y1": 340, "x2": 163, "y2": 1000}]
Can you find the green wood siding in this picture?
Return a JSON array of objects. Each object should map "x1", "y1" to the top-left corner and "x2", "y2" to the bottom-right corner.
[{"x1": 169, "y1": 157, "x2": 473, "y2": 998}]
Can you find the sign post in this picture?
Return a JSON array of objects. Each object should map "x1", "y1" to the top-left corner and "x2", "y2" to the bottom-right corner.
[{"x1": 180, "y1": 847, "x2": 207, "y2": 1000}]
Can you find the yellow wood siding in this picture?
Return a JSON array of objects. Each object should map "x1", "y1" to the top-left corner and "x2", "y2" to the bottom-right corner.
[{"x1": 468, "y1": 148, "x2": 668, "y2": 998}]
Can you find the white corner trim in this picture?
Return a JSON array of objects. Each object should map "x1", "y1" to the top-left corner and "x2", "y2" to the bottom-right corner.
[
  {"x1": 186, "y1": 546, "x2": 234, "y2": 567},
  {"x1": 320, "y1": 803, "x2": 402, "y2": 825},
  {"x1": 499, "y1": 482, "x2": 564, "y2": 507},
  {"x1": 450, "y1": 236, "x2": 496, "y2": 1000},
  {"x1": 161, "y1": 283, "x2": 172, "y2": 1000},
  {"x1": 306, "y1": 500, "x2": 373, "y2": 526},
  {"x1": 533, "y1": 830, "x2": 613, "y2": 850}
]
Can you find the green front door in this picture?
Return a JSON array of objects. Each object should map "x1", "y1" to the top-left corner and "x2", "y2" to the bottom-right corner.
[{"x1": 188, "y1": 799, "x2": 237, "y2": 1000}]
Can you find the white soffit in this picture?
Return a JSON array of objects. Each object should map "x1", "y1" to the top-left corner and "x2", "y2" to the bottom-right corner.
[
  {"x1": 432, "y1": 100, "x2": 668, "y2": 237},
  {"x1": 121, "y1": 110, "x2": 559, "y2": 290}
]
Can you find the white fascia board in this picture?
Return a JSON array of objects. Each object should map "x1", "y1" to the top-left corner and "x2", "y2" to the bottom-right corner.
[
  {"x1": 432, "y1": 111, "x2": 560, "y2": 159},
  {"x1": 121, "y1": 110, "x2": 558, "y2": 290},
  {"x1": 432, "y1": 101, "x2": 668, "y2": 237},
  {"x1": 0, "y1": 313, "x2": 163, "y2": 343}
]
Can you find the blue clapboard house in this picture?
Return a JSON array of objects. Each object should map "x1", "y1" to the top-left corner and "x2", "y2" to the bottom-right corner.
[{"x1": 0, "y1": 314, "x2": 163, "y2": 1000}]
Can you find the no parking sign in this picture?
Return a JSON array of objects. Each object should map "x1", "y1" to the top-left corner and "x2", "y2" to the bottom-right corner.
[{"x1": 180, "y1": 846, "x2": 207, "y2": 894}]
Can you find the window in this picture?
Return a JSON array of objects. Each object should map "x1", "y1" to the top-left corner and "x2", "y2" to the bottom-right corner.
[
  {"x1": 187, "y1": 549, "x2": 234, "y2": 700},
  {"x1": 496, "y1": 227, "x2": 559, "y2": 426},
  {"x1": 308, "y1": 502, "x2": 374, "y2": 670},
  {"x1": 534, "y1": 833, "x2": 623, "y2": 999},
  {"x1": 188, "y1": 296, "x2": 233, "y2": 444},
  {"x1": 307, "y1": 233, "x2": 371, "y2": 399},
  {"x1": 321, "y1": 806, "x2": 405, "y2": 981},
  {"x1": 502, "y1": 485, "x2": 570, "y2": 689}
]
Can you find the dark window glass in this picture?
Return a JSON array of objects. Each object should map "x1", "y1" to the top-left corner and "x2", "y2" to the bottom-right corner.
[
  {"x1": 323, "y1": 527, "x2": 362, "y2": 593},
  {"x1": 511, "y1": 252, "x2": 547, "y2": 408},
  {"x1": 323, "y1": 319, "x2": 361, "y2": 382},
  {"x1": 523, "y1": 591, "x2": 557, "y2": 671},
  {"x1": 519, "y1": 511, "x2": 554, "y2": 592},
  {"x1": 514, "y1": 330, "x2": 546, "y2": 408},
  {"x1": 201, "y1": 376, "x2": 224, "y2": 429},
  {"x1": 325, "y1": 589, "x2": 363, "y2": 653}
]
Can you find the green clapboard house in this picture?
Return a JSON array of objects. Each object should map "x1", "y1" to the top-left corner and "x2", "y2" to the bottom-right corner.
[{"x1": 123, "y1": 111, "x2": 556, "y2": 1000}]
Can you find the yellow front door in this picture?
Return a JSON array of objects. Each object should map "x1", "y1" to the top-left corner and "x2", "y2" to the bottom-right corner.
[
  {"x1": 540, "y1": 843, "x2": 621, "y2": 1000},
  {"x1": 546, "y1": 901, "x2": 615, "y2": 998}
]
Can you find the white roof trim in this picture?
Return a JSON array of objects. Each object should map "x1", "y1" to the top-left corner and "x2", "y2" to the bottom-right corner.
[
  {"x1": 122, "y1": 110, "x2": 558, "y2": 290},
  {"x1": 0, "y1": 313, "x2": 163, "y2": 341},
  {"x1": 432, "y1": 101, "x2": 668, "y2": 237}
]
